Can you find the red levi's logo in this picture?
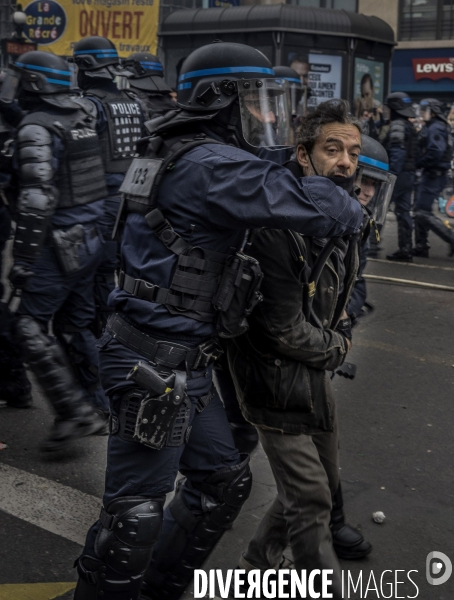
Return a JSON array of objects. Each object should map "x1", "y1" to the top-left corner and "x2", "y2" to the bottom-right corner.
[{"x1": 412, "y1": 57, "x2": 454, "y2": 81}]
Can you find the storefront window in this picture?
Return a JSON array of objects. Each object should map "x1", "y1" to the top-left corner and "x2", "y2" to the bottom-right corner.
[
  {"x1": 441, "y1": 0, "x2": 454, "y2": 39},
  {"x1": 399, "y1": 0, "x2": 454, "y2": 40}
]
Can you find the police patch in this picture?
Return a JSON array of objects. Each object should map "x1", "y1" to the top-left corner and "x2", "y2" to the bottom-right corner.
[{"x1": 106, "y1": 100, "x2": 142, "y2": 159}]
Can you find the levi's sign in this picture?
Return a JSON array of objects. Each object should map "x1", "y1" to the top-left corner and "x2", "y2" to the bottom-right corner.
[{"x1": 412, "y1": 57, "x2": 454, "y2": 81}]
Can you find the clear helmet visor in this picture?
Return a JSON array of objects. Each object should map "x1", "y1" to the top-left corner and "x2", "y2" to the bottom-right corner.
[
  {"x1": 0, "y1": 69, "x2": 21, "y2": 104},
  {"x1": 356, "y1": 166, "x2": 396, "y2": 226},
  {"x1": 238, "y1": 78, "x2": 294, "y2": 148}
]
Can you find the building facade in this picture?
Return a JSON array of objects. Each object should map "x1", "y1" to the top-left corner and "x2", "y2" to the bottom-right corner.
[{"x1": 359, "y1": 0, "x2": 454, "y2": 103}]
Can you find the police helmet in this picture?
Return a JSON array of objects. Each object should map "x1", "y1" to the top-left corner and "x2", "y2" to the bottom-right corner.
[
  {"x1": 420, "y1": 98, "x2": 447, "y2": 122},
  {"x1": 123, "y1": 52, "x2": 172, "y2": 93},
  {"x1": 356, "y1": 134, "x2": 396, "y2": 226},
  {"x1": 177, "y1": 42, "x2": 293, "y2": 148},
  {"x1": 0, "y1": 51, "x2": 72, "y2": 106},
  {"x1": 273, "y1": 66, "x2": 303, "y2": 116},
  {"x1": 73, "y1": 36, "x2": 120, "y2": 71},
  {"x1": 385, "y1": 92, "x2": 415, "y2": 118}
]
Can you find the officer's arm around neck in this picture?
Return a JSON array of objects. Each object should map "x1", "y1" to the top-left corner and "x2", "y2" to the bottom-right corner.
[{"x1": 203, "y1": 146, "x2": 363, "y2": 238}]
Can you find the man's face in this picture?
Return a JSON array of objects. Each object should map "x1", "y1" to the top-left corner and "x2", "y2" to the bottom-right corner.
[
  {"x1": 290, "y1": 60, "x2": 309, "y2": 87},
  {"x1": 244, "y1": 95, "x2": 276, "y2": 124},
  {"x1": 357, "y1": 175, "x2": 377, "y2": 206},
  {"x1": 297, "y1": 122, "x2": 361, "y2": 179}
]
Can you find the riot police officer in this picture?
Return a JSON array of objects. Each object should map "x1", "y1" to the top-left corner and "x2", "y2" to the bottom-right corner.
[
  {"x1": 382, "y1": 92, "x2": 418, "y2": 262},
  {"x1": 73, "y1": 42, "x2": 365, "y2": 600},
  {"x1": 414, "y1": 98, "x2": 454, "y2": 257},
  {"x1": 122, "y1": 52, "x2": 177, "y2": 120},
  {"x1": 0, "y1": 51, "x2": 109, "y2": 449},
  {"x1": 349, "y1": 134, "x2": 396, "y2": 321},
  {"x1": 0, "y1": 107, "x2": 32, "y2": 408},
  {"x1": 72, "y1": 36, "x2": 143, "y2": 331}
]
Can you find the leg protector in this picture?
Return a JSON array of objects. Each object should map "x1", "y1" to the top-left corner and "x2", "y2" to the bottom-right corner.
[
  {"x1": 15, "y1": 315, "x2": 85, "y2": 417},
  {"x1": 142, "y1": 454, "x2": 252, "y2": 600},
  {"x1": 330, "y1": 484, "x2": 372, "y2": 560},
  {"x1": 414, "y1": 211, "x2": 431, "y2": 251},
  {"x1": 15, "y1": 315, "x2": 106, "y2": 449},
  {"x1": 74, "y1": 496, "x2": 164, "y2": 600}
]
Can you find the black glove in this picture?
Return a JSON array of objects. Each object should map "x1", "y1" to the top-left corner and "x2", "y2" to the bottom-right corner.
[
  {"x1": 9, "y1": 263, "x2": 34, "y2": 290},
  {"x1": 336, "y1": 316, "x2": 352, "y2": 341}
]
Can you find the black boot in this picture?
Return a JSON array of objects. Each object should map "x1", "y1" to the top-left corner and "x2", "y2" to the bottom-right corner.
[
  {"x1": 386, "y1": 249, "x2": 413, "y2": 262},
  {"x1": 412, "y1": 246, "x2": 430, "y2": 258},
  {"x1": 330, "y1": 485, "x2": 372, "y2": 560}
]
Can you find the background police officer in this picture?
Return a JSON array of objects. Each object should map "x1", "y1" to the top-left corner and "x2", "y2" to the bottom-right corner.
[
  {"x1": 0, "y1": 107, "x2": 32, "y2": 408},
  {"x1": 414, "y1": 98, "x2": 454, "y2": 257},
  {"x1": 122, "y1": 52, "x2": 177, "y2": 121},
  {"x1": 0, "y1": 51, "x2": 109, "y2": 450},
  {"x1": 73, "y1": 41, "x2": 365, "y2": 600},
  {"x1": 383, "y1": 92, "x2": 418, "y2": 262},
  {"x1": 72, "y1": 36, "x2": 143, "y2": 332}
]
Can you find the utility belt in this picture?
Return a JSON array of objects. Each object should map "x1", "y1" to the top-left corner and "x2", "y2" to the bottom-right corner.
[
  {"x1": 106, "y1": 312, "x2": 223, "y2": 371},
  {"x1": 49, "y1": 224, "x2": 98, "y2": 275},
  {"x1": 106, "y1": 316, "x2": 218, "y2": 449}
]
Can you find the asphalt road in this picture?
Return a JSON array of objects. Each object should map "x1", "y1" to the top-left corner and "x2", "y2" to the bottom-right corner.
[{"x1": 1, "y1": 211, "x2": 454, "y2": 600}]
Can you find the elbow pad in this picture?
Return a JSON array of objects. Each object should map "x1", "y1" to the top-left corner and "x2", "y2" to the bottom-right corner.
[
  {"x1": 14, "y1": 124, "x2": 58, "y2": 262},
  {"x1": 14, "y1": 187, "x2": 58, "y2": 262}
]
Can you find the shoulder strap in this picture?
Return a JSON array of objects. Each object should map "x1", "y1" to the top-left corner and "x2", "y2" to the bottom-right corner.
[{"x1": 148, "y1": 133, "x2": 224, "y2": 208}]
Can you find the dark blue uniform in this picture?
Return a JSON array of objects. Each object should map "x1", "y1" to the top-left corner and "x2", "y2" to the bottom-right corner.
[
  {"x1": 75, "y1": 140, "x2": 364, "y2": 600},
  {"x1": 15, "y1": 131, "x2": 109, "y2": 413},
  {"x1": 384, "y1": 118, "x2": 417, "y2": 255},
  {"x1": 415, "y1": 118, "x2": 454, "y2": 253},
  {"x1": 84, "y1": 84, "x2": 143, "y2": 333}
]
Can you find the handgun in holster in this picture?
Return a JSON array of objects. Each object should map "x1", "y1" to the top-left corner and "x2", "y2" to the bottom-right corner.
[{"x1": 121, "y1": 361, "x2": 190, "y2": 450}]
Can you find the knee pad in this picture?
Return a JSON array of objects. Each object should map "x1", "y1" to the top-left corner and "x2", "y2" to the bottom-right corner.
[
  {"x1": 194, "y1": 452, "x2": 253, "y2": 526},
  {"x1": 142, "y1": 455, "x2": 252, "y2": 600},
  {"x1": 96, "y1": 496, "x2": 164, "y2": 574},
  {"x1": 75, "y1": 496, "x2": 164, "y2": 600}
]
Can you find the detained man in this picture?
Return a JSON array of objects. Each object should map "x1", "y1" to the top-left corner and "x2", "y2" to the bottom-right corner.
[{"x1": 227, "y1": 100, "x2": 372, "y2": 599}]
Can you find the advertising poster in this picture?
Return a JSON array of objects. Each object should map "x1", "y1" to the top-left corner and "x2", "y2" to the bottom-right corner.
[
  {"x1": 21, "y1": 0, "x2": 160, "y2": 57},
  {"x1": 287, "y1": 52, "x2": 342, "y2": 110},
  {"x1": 354, "y1": 57, "x2": 385, "y2": 117}
]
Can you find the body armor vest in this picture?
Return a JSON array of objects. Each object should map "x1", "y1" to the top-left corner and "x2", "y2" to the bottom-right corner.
[
  {"x1": 385, "y1": 118, "x2": 418, "y2": 172},
  {"x1": 125, "y1": 88, "x2": 176, "y2": 121},
  {"x1": 403, "y1": 120, "x2": 418, "y2": 172},
  {"x1": 118, "y1": 133, "x2": 263, "y2": 337},
  {"x1": 419, "y1": 120, "x2": 453, "y2": 170},
  {"x1": 20, "y1": 108, "x2": 107, "y2": 209},
  {"x1": 87, "y1": 87, "x2": 142, "y2": 174}
]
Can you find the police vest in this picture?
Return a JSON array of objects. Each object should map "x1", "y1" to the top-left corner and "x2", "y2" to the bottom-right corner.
[
  {"x1": 420, "y1": 119, "x2": 453, "y2": 170},
  {"x1": 87, "y1": 87, "x2": 142, "y2": 174},
  {"x1": 118, "y1": 132, "x2": 263, "y2": 338},
  {"x1": 385, "y1": 118, "x2": 418, "y2": 172},
  {"x1": 403, "y1": 120, "x2": 418, "y2": 172},
  {"x1": 20, "y1": 107, "x2": 107, "y2": 209},
  {"x1": 125, "y1": 88, "x2": 176, "y2": 122}
]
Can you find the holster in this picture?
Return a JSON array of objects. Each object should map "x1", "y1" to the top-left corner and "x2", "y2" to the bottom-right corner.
[
  {"x1": 213, "y1": 251, "x2": 264, "y2": 338},
  {"x1": 115, "y1": 362, "x2": 190, "y2": 450},
  {"x1": 52, "y1": 224, "x2": 85, "y2": 275}
]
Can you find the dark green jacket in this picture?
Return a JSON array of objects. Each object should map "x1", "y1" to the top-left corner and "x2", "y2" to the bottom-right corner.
[{"x1": 227, "y1": 227, "x2": 359, "y2": 435}]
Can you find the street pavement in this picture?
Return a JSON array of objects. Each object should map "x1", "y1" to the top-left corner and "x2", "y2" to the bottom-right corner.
[{"x1": 1, "y1": 211, "x2": 454, "y2": 600}]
